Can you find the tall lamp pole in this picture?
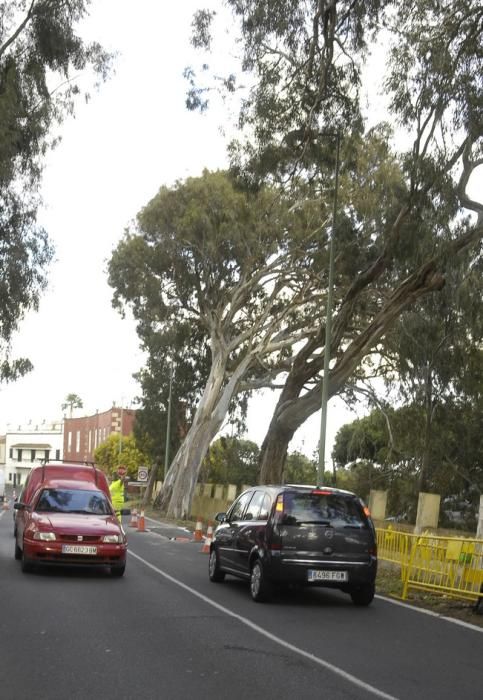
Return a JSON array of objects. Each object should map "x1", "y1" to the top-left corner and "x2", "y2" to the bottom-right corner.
[
  {"x1": 164, "y1": 363, "x2": 174, "y2": 482},
  {"x1": 318, "y1": 132, "x2": 341, "y2": 486}
]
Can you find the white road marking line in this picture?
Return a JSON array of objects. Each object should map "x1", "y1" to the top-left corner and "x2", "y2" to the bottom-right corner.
[
  {"x1": 128, "y1": 549, "x2": 398, "y2": 700},
  {"x1": 375, "y1": 594, "x2": 483, "y2": 632}
]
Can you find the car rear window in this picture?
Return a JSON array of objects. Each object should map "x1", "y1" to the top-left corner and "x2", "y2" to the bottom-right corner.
[
  {"x1": 35, "y1": 488, "x2": 112, "y2": 515},
  {"x1": 280, "y1": 491, "x2": 368, "y2": 528}
]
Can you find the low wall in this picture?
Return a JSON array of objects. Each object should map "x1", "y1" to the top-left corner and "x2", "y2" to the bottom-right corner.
[{"x1": 152, "y1": 481, "x2": 251, "y2": 522}]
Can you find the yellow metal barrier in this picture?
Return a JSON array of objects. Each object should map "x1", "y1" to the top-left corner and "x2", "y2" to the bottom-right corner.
[
  {"x1": 376, "y1": 527, "x2": 419, "y2": 580},
  {"x1": 401, "y1": 534, "x2": 483, "y2": 603},
  {"x1": 376, "y1": 528, "x2": 483, "y2": 604}
]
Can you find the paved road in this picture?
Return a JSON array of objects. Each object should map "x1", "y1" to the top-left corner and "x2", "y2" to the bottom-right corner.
[{"x1": 0, "y1": 507, "x2": 481, "y2": 700}]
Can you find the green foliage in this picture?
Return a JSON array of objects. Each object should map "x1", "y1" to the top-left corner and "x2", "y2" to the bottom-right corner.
[
  {"x1": 333, "y1": 386, "x2": 483, "y2": 521},
  {"x1": 0, "y1": 1, "x2": 112, "y2": 382},
  {"x1": 199, "y1": 436, "x2": 260, "y2": 487},
  {"x1": 186, "y1": 0, "x2": 483, "y2": 488},
  {"x1": 94, "y1": 433, "x2": 149, "y2": 479},
  {"x1": 284, "y1": 451, "x2": 317, "y2": 485},
  {"x1": 61, "y1": 393, "x2": 83, "y2": 417}
]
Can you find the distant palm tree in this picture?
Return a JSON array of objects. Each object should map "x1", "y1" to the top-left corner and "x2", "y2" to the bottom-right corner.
[{"x1": 62, "y1": 393, "x2": 83, "y2": 418}]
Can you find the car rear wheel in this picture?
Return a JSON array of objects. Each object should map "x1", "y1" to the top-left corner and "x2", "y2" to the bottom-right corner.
[
  {"x1": 350, "y1": 583, "x2": 375, "y2": 606},
  {"x1": 250, "y1": 560, "x2": 272, "y2": 602},
  {"x1": 14, "y1": 540, "x2": 21, "y2": 560},
  {"x1": 209, "y1": 548, "x2": 225, "y2": 582},
  {"x1": 111, "y1": 564, "x2": 126, "y2": 577}
]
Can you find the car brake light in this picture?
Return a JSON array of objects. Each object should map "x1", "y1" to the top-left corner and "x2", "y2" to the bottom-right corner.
[
  {"x1": 363, "y1": 506, "x2": 371, "y2": 517},
  {"x1": 311, "y1": 489, "x2": 332, "y2": 495}
]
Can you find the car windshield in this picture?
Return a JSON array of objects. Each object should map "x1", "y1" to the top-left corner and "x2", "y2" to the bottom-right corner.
[
  {"x1": 281, "y1": 492, "x2": 367, "y2": 528},
  {"x1": 35, "y1": 488, "x2": 112, "y2": 515}
]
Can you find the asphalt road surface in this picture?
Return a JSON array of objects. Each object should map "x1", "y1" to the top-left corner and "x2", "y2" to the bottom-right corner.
[{"x1": 0, "y1": 507, "x2": 481, "y2": 700}]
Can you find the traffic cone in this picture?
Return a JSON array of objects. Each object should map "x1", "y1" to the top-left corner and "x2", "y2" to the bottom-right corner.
[
  {"x1": 194, "y1": 517, "x2": 203, "y2": 541},
  {"x1": 201, "y1": 521, "x2": 214, "y2": 553},
  {"x1": 2, "y1": 497, "x2": 9, "y2": 510},
  {"x1": 129, "y1": 509, "x2": 138, "y2": 527},
  {"x1": 137, "y1": 510, "x2": 146, "y2": 532}
]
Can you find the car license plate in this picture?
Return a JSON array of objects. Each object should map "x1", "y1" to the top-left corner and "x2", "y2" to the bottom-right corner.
[
  {"x1": 61, "y1": 545, "x2": 97, "y2": 555},
  {"x1": 307, "y1": 569, "x2": 348, "y2": 582}
]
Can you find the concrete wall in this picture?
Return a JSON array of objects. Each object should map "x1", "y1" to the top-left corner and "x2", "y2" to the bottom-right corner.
[
  {"x1": 414, "y1": 492, "x2": 441, "y2": 534},
  {"x1": 477, "y1": 495, "x2": 483, "y2": 539},
  {"x1": 368, "y1": 490, "x2": 388, "y2": 520}
]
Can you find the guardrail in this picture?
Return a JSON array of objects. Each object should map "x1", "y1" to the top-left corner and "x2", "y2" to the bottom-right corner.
[{"x1": 377, "y1": 528, "x2": 483, "y2": 605}]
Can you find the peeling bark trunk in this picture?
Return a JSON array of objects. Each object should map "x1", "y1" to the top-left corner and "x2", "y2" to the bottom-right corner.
[
  {"x1": 155, "y1": 344, "x2": 254, "y2": 518},
  {"x1": 259, "y1": 420, "x2": 296, "y2": 484},
  {"x1": 418, "y1": 365, "x2": 433, "y2": 493}
]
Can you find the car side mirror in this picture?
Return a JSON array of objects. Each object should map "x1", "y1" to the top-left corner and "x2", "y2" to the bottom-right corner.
[
  {"x1": 215, "y1": 512, "x2": 227, "y2": 523},
  {"x1": 14, "y1": 502, "x2": 27, "y2": 511},
  {"x1": 120, "y1": 508, "x2": 131, "y2": 516}
]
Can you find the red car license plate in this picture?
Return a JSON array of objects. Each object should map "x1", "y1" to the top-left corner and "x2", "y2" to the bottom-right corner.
[{"x1": 61, "y1": 545, "x2": 97, "y2": 555}]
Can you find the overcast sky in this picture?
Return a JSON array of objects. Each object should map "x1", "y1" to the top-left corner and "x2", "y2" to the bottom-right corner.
[{"x1": 2, "y1": 2, "x2": 479, "y2": 464}]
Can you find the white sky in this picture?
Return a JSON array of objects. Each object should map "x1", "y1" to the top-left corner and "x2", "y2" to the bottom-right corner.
[{"x1": 1, "y1": 1, "x2": 479, "y2": 464}]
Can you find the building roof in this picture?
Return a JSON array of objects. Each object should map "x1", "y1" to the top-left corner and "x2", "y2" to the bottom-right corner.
[{"x1": 11, "y1": 443, "x2": 53, "y2": 449}]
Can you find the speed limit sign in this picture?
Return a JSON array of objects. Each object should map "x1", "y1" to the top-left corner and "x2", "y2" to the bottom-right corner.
[{"x1": 137, "y1": 467, "x2": 149, "y2": 482}]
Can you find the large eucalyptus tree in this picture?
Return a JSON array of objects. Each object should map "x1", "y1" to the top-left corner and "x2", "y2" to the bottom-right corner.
[
  {"x1": 188, "y1": 0, "x2": 483, "y2": 482},
  {"x1": 109, "y1": 170, "x2": 326, "y2": 517}
]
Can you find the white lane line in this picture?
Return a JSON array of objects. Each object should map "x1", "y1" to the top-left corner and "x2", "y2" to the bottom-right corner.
[
  {"x1": 128, "y1": 549, "x2": 398, "y2": 700},
  {"x1": 375, "y1": 594, "x2": 483, "y2": 632}
]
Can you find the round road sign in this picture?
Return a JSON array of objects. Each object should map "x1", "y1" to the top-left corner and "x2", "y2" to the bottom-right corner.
[{"x1": 137, "y1": 467, "x2": 149, "y2": 482}]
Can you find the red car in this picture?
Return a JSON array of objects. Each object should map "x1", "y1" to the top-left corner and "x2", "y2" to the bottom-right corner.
[{"x1": 14, "y1": 478, "x2": 127, "y2": 576}]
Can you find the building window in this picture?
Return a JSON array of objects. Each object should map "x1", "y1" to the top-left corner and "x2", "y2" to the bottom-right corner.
[
  {"x1": 88, "y1": 431, "x2": 92, "y2": 453},
  {"x1": 31, "y1": 449, "x2": 35, "y2": 462},
  {"x1": 17, "y1": 449, "x2": 22, "y2": 462},
  {"x1": 55, "y1": 449, "x2": 60, "y2": 460},
  {"x1": 76, "y1": 431, "x2": 80, "y2": 452},
  {"x1": 9, "y1": 448, "x2": 13, "y2": 459},
  {"x1": 67, "y1": 432, "x2": 72, "y2": 451},
  {"x1": 44, "y1": 450, "x2": 50, "y2": 461}
]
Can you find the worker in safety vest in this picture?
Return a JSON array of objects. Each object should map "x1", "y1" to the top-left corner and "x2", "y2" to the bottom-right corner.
[{"x1": 109, "y1": 467, "x2": 127, "y2": 521}]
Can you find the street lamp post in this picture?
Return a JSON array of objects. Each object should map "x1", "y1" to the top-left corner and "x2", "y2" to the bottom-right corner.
[
  {"x1": 317, "y1": 132, "x2": 341, "y2": 486},
  {"x1": 164, "y1": 363, "x2": 174, "y2": 482}
]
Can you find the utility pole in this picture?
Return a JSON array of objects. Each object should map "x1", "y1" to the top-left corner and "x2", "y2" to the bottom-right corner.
[{"x1": 318, "y1": 132, "x2": 341, "y2": 486}]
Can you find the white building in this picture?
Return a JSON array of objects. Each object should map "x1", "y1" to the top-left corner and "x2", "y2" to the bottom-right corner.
[{"x1": 2, "y1": 421, "x2": 64, "y2": 488}]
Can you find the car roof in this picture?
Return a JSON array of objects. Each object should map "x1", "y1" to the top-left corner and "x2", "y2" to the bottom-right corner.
[
  {"x1": 243, "y1": 484, "x2": 358, "y2": 497},
  {"x1": 37, "y1": 479, "x2": 104, "y2": 492}
]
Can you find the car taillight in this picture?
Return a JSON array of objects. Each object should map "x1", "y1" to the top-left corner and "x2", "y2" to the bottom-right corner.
[
  {"x1": 275, "y1": 495, "x2": 284, "y2": 512},
  {"x1": 363, "y1": 506, "x2": 371, "y2": 517}
]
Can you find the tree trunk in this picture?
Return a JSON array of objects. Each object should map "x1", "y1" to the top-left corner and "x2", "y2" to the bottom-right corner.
[
  {"x1": 259, "y1": 352, "x2": 318, "y2": 484},
  {"x1": 418, "y1": 365, "x2": 433, "y2": 493},
  {"x1": 259, "y1": 421, "x2": 296, "y2": 484},
  {"x1": 154, "y1": 344, "x2": 253, "y2": 518}
]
